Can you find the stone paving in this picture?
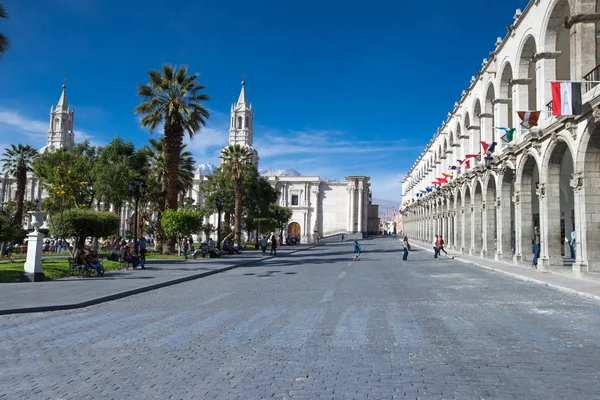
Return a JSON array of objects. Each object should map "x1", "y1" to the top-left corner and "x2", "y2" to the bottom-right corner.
[
  {"x1": 2, "y1": 238, "x2": 600, "y2": 399},
  {"x1": 0, "y1": 246, "x2": 308, "y2": 314}
]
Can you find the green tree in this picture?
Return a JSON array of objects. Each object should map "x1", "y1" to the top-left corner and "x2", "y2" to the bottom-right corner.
[
  {"x1": 140, "y1": 137, "x2": 196, "y2": 253},
  {"x1": 135, "y1": 64, "x2": 209, "y2": 213},
  {"x1": 1, "y1": 144, "x2": 39, "y2": 225},
  {"x1": 268, "y1": 204, "x2": 292, "y2": 240},
  {"x1": 93, "y1": 137, "x2": 148, "y2": 211},
  {"x1": 0, "y1": 3, "x2": 9, "y2": 61},
  {"x1": 220, "y1": 144, "x2": 254, "y2": 245},
  {"x1": 33, "y1": 142, "x2": 97, "y2": 211},
  {"x1": 161, "y1": 209, "x2": 203, "y2": 254},
  {"x1": 50, "y1": 208, "x2": 120, "y2": 260},
  {"x1": 0, "y1": 201, "x2": 26, "y2": 254}
]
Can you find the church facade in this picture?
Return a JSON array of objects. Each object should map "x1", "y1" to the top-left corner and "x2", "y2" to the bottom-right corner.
[
  {"x1": 401, "y1": 0, "x2": 600, "y2": 274},
  {"x1": 1, "y1": 83, "x2": 378, "y2": 242},
  {"x1": 186, "y1": 82, "x2": 377, "y2": 243}
]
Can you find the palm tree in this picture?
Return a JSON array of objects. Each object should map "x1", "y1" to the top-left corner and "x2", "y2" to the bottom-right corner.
[
  {"x1": 1, "y1": 144, "x2": 38, "y2": 225},
  {"x1": 220, "y1": 144, "x2": 253, "y2": 245},
  {"x1": 0, "y1": 3, "x2": 9, "y2": 61},
  {"x1": 143, "y1": 137, "x2": 195, "y2": 253},
  {"x1": 135, "y1": 65, "x2": 209, "y2": 213}
]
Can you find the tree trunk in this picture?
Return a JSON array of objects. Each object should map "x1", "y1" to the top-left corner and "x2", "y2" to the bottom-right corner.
[
  {"x1": 14, "y1": 167, "x2": 26, "y2": 226},
  {"x1": 233, "y1": 178, "x2": 242, "y2": 245},
  {"x1": 163, "y1": 122, "x2": 182, "y2": 254},
  {"x1": 163, "y1": 122, "x2": 182, "y2": 211}
]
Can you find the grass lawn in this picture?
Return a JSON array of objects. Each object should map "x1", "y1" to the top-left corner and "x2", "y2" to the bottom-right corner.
[{"x1": 0, "y1": 258, "x2": 122, "y2": 283}]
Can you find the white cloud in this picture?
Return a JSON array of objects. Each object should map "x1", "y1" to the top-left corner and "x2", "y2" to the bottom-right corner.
[{"x1": 0, "y1": 109, "x2": 48, "y2": 142}]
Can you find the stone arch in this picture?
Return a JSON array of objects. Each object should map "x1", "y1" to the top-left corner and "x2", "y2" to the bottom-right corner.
[
  {"x1": 472, "y1": 179, "x2": 484, "y2": 254},
  {"x1": 484, "y1": 173, "x2": 498, "y2": 258},
  {"x1": 517, "y1": 34, "x2": 538, "y2": 112},
  {"x1": 541, "y1": 0, "x2": 572, "y2": 107},
  {"x1": 542, "y1": 137, "x2": 576, "y2": 267},
  {"x1": 462, "y1": 184, "x2": 472, "y2": 253},
  {"x1": 449, "y1": 130, "x2": 455, "y2": 148},
  {"x1": 483, "y1": 82, "x2": 496, "y2": 143},
  {"x1": 516, "y1": 152, "x2": 541, "y2": 264},
  {"x1": 498, "y1": 62, "x2": 514, "y2": 142},
  {"x1": 576, "y1": 120, "x2": 600, "y2": 271},
  {"x1": 464, "y1": 112, "x2": 475, "y2": 154},
  {"x1": 455, "y1": 189, "x2": 463, "y2": 250},
  {"x1": 498, "y1": 167, "x2": 516, "y2": 261},
  {"x1": 455, "y1": 121, "x2": 464, "y2": 163},
  {"x1": 472, "y1": 98, "x2": 482, "y2": 156}
]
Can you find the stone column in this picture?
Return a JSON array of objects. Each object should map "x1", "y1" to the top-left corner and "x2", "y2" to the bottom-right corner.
[
  {"x1": 347, "y1": 187, "x2": 354, "y2": 232},
  {"x1": 570, "y1": 173, "x2": 590, "y2": 272},
  {"x1": 481, "y1": 201, "x2": 488, "y2": 257},
  {"x1": 540, "y1": 182, "x2": 561, "y2": 268},
  {"x1": 358, "y1": 184, "x2": 364, "y2": 233},
  {"x1": 517, "y1": 188, "x2": 533, "y2": 266},
  {"x1": 471, "y1": 201, "x2": 483, "y2": 256},
  {"x1": 21, "y1": 212, "x2": 46, "y2": 282},
  {"x1": 460, "y1": 205, "x2": 466, "y2": 253}
]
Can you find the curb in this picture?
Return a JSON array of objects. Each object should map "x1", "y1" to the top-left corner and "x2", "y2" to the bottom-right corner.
[
  {"x1": 0, "y1": 245, "x2": 315, "y2": 316},
  {"x1": 412, "y1": 243, "x2": 600, "y2": 303}
]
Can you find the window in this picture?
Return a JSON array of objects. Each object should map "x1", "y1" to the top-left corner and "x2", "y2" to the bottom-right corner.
[
  {"x1": 291, "y1": 195, "x2": 299, "y2": 206},
  {"x1": 237, "y1": 116, "x2": 242, "y2": 129}
]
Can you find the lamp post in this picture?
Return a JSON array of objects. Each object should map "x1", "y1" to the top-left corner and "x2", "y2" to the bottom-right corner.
[
  {"x1": 215, "y1": 196, "x2": 223, "y2": 250},
  {"x1": 254, "y1": 205, "x2": 261, "y2": 250},
  {"x1": 128, "y1": 178, "x2": 146, "y2": 255}
]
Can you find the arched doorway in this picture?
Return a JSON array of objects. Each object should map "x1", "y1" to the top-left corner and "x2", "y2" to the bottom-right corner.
[
  {"x1": 517, "y1": 155, "x2": 540, "y2": 265},
  {"x1": 472, "y1": 181, "x2": 483, "y2": 255},
  {"x1": 498, "y1": 168, "x2": 516, "y2": 261},
  {"x1": 287, "y1": 222, "x2": 301, "y2": 239},
  {"x1": 484, "y1": 176, "x2": 497, "y2": 258},
  {"x1": 455, "y1": 191, "x2": 462, "y2": 251},
  {"x1": 543, "y1": 0, "x2": 571, "y2": 107},
  {"x1": 544, "y1": 140, "x2": 575, "y2": 267},
  {"x1": 580, "y1": 123, "x2": 600, "y2": 271}
]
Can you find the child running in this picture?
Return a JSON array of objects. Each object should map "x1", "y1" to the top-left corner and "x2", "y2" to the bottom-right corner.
[{"x1": 353, "y1": 240, "x2": 361, "y2": 261}]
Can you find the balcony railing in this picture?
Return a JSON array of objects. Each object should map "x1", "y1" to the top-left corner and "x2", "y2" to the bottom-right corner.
[
  {"x1": 546, "y1": 100, "x2": 553, "y2": 120},
  {"x1": 583, "y1": 64, "x2": 600, "y2": 94}
]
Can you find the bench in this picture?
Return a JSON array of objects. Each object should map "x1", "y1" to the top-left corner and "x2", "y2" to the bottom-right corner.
[{"x1": 68, "y1": 257, "x2": 90, "y2": 278}]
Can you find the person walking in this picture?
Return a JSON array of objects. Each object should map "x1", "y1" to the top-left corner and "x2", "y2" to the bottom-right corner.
[
  {"x1": 433, "y1": 235, "x2": 439, "y2": 260},
  {"x1": 532, "y1": 226, "x2": 540, "y2": 267},
  {"x1": 402, "y1": 236, "x2": 410, "y2": 262},
  {"x1": 270, "y1": 235, "x2": 277, "y2": 256},
  {"x1": 570, "y1": 230, "x2": 576, "y2": 259},
  {"x1": 182, "y1": 238, "x2": 189, "y2": 260},
  {"x1": 353, "y1": 240, "x2": 361, "y2": 261},
  {"x1": 438, "y1": 235, "x2": 448, "y2": 256},
  {"x1": 341, "y1": 234, "x2": 345, "y2": 241},
  {"x1": 260, "y1": 236, "x2": 268, "y2": 255}
]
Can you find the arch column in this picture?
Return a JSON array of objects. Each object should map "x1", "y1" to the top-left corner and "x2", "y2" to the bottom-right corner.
[
  {"x1": 540, "y1": 181, "x2": 561, "y2": 268},
  {"x1": 472, "y1": 198, "x2": 483, "y2": 256},
  {"x1": 570, "y1": 175, "x2": 586, "y2": 272}
]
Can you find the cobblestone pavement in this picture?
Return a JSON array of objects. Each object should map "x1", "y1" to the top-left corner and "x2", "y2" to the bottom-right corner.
[{"x1": 2, "y1": 238, "x2": 600, "y2": 399}]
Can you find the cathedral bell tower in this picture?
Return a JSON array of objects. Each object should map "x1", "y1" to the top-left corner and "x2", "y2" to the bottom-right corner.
[
  {"x1": 228, "y1": 81, "x2": 259, "y2": 165},
  {"x1": 40, "y1": 84, "x2": 75, "y2": 154}
]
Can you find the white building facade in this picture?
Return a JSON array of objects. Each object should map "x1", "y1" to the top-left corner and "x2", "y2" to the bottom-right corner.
[
  {"x1": 1, "y1": 83, "x2": 376, "y2": 241},
  {"x1": 401, "y1": 0, "x2": 600, "y2": 273},
  {"x1": 186, "y1": 83, "x2": 377, "y2": 242}
]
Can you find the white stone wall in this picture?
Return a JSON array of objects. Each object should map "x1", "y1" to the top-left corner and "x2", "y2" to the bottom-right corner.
[
  {"x1": 321, "y1": 183, "x2": 349, "y2": 235},
  {"x1": 401, "y1": 0, "x2": 600, "y2": 274}
]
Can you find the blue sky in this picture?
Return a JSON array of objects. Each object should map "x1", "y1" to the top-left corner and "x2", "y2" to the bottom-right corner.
[{"x1": 0, "y1": 0, "x2": 527, "y2": 202}]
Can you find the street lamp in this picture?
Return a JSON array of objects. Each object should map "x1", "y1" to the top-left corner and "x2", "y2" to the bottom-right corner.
[
  {"x1": 215, "y1": 196, "x2": 223, "y2": 250},
  {"x1": 254, "y1": 205, "x2": 261, "y2": 250},
  {"x1": 128, "y1": 177, "x2": 146, "y2": 254}
]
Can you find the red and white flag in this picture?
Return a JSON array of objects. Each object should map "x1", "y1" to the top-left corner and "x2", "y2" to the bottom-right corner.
[
  {"x1": 551, "y1": 82, "x2": 582, "y2": 116},
  {"x1": 517, "y1": 111, "x2": 541, "y2": 128}
]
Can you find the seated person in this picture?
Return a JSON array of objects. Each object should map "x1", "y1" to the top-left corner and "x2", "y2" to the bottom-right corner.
[
  {"x1": 124, "y1": 245, "x2": 146, "y2": 269},
  {"x1": 222, "y1": 241, "x2": 233, "y2": 254},
  {"x1": 84, "y1": 249, "x2": 104, "y2": 275}
]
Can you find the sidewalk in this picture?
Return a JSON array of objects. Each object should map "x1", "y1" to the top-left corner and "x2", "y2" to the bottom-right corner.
[
  {"x1": 0, "y1": 245, "x2": 312, "y2": 315},
  {"x1": 411, "y1": 240, "x2": 600, "y2": 302}
]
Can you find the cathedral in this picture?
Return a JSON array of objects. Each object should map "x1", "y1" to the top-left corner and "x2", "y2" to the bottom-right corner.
[{"x1": 0, "y1": 83, "x2": 379, "y2": 242}]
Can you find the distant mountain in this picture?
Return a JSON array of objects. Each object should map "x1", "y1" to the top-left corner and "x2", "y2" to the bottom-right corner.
[
  {"x1": 259, "y1": 168, "x2": 302, "y2": 177},
  {"x1": 198, "y1": 162, "x2": 217, "y2": 175},
  {"x1": 373, "y1": 198, "x2": 401, "y2": 218}
]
